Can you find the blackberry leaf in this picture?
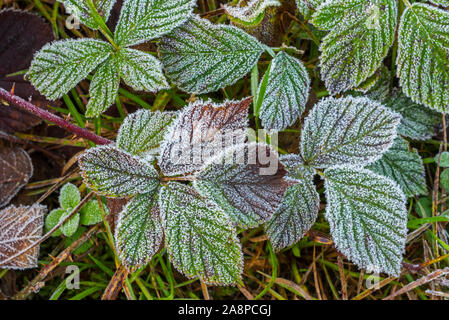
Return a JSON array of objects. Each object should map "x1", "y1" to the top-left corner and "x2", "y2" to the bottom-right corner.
[{"x1": 57, "y1": 0, "x2": 117, "y2": 30}]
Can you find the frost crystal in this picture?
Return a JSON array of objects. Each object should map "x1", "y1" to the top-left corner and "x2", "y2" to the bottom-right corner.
[
  {"x1": 279, "y1": 154, "x2": 315, "y2": 180},
  {"x1": 396, "y1": 3, "x2": 449, "y2": 112},
  {"x1": 159, "y1": 182, "x2": 243, "y2": 285},
  {"x1": 224, "y1": 0, "x2": 281, "y2": 26},
  {"x1": 324, "y1": 167, "x2": 407, "y2": 276},
  {"x1": 258, "y1": 51, "x2": 310, "y2": 131},
  {"x1": 79, "y1": 145, "x2": 160, "y2": 197},
  {"x1": 159, "y1": 15, "x2": 265, "y2": 94},
  {"x1": 300, "y1": 96, "x2": 401, "y2": 168},
  {"x1": 296, "y1": 0, "x2": 324, "y2": 19},
  {"x1": 57, "y1": 0, "x2": 117, "y2": 29}
]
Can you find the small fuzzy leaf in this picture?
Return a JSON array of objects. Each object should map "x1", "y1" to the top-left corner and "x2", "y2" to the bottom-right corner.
[
  {"x1": 159, "y1": 97, "x2": 251, "y2": 176},
  {"x1": 324, "y1": 167, "x2": 408, "y2": 276},
  {"x1": 396, "y1": 3, "x2": 449, "y2": 112},
  {"x1": 159, "y1": 15, "x2": 265, "y2": 94},
  {"x1": 258, "y1": 51, "x2": 310, "y2": 131},
  {"x1": 224, "y1": 0, "x2": 281, "y2": 26},
  {"x1": 80, "y1": 200, "x2": 106, "y2": 225},
  {"x1": 45, "y1": 208, "x2": 65, "y2": 237},
  {"x1": 114, "y1": 0, "x2": 195, "y2": 47},
  {"x1": 116, "y1": 192, "x2": 162, "y2": 271},
  {"x1": 117, "y1": 48, "x2": 169, "y2": 92},
  {"x1": 159, "y1": 182, "x2": 243, "y2": 285},
  {"x1": 312, "y1": 0, "x2": 397, "y2": 94},
  {"x1": 57, "y1": 0, "x2": 117, "y2": 29},
  {"x1": 301, "y1": 96, "x2": 401, "y2": 168},
  {"x1": 79, "y1": 145, "x2": 159, "y2": 197},
  {"x1": 60, "y1": 213, "x2": 80, "y2": 237},
  {"x1": 59, "y1": 183, "x2": 81, "y2": 210},
  {"x1": 435, "y1": 152, "x2": 449, "y2": 168},
  {"x1": 278, "y1": 154, "x2": 316, "y2": 180},
  {"x1": 28, "y1": 39, "x2": 113, "y2": 100},
  {"x1": 440, "y1": 169, "x2": 449, "y2": 191},
  {"x1": 367, "y1": 137, "x2": 427, "y2": 198}
]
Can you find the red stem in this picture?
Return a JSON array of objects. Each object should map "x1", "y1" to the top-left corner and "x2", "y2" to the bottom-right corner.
[{"x1": 0, "y1": 88, "x2": 112, "y2": 146}]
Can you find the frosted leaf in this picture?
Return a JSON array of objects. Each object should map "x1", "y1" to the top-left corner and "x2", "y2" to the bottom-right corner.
[
  {"x1": 114, "y1": 0, "x2": 196, "y2": 47},
  {"x1": 59, "y1": 183, "x2": 81, "y2": 210},
  {"x1": 80, "y1": 200, "x2": 106, "y2": 225},
  {"x1": 300, "y1": 96, "x2": 401, "y2": 169},
  {"x1": 45, "y1": 208, "x2": 65, "y2": 237},
  {"x1": 296, "y1": 0, "x2": 324, "y2": 19},
  {"x1": 396, "y1": 3, "x2": 449, "y2": 113},
  {"x1": 0, "y1": 147, "x2": 33, "y2": 209},
  {"x1": 159, "y1": 15, "x2": 265, "y2": 94},
  {"x1": 258, "y1": 51, "x2": 310, "y2": 131},
  {"x1": 79, "y1": 145, "x2": 159, "y2": 197},
  {"x1": 159, "y1": 97, "x2": 252, "y2": 176},
  {"x1": 350, "y1": 65, "x2": 391, "y2": 102},
  {"x1": 117, "y1": 48, "x2": 169, "y2": 93},
  {"x1": 159, "y1": 182, "x2": 243, "y2": 285},
  {"x1": 224, "y1": 0, "x2": 281, "y2": 26},
  {"x1": 324, "y1": 167, "x2": 407, "y2": 276},
  {"x1": 86, "y1": 56, "x2": 120, "y2": 118},
  {"x1": 28, "y1": 39, "x2": 112, "y2": 100},
  {"x1": 312, "y1": 0, "x2": 397, "y2": 94},
  {"x1": 194, "y1": 143, "x2": 292, "y2": 228},
  {"x1": 60, "y1": 212, "x2": 80, "y2": 237},
  {"x1": 429, "y1": 1, "x2": 449, "y2": 7},
  {"x1": 57, "y1": 0, "x2": 117, "y2": 29},
  {"x1": 384, "y1": 89, "x2": 441, "y2": 141},
  {"x1": 367, "y1": 137, "x2": 427, "y2": 198},
  {"x1": 0, "y1": 204, "x2": 47, "y2": 270},
  {"x1": 116, "y1": 192, "x2": 162, "y2": 271},
  {"x1": 279, "y1": 154, "x2": 316, "y2": 181},
  {"x1": 117, "y1": 109, "x2": 176, "y2": 157}
]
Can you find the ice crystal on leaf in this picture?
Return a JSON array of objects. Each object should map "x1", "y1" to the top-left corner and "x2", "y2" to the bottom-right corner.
[
  {"x1": 257, "y1": 51, "x2": 310, "y2": 131},
  {"x1": 300, "y1": 96, "x2": 401, "y2": 168},
  {"x1": 224, "y1": 0, "x2": 281, "y2": 26},
  {"x1": 396, "y1": 3, "x2": 449, "y2": 113},
  {"x1": 367, "y1": 137, "x2": 427, "y2": 198},
  {"x1": 159, "y1": 15, "x2": 265, "y2": 94},
  {"x1": 278, "y1": 154, "x2": 315, "y2": 181},
  {"x1": 429, "y1": 0, "x2": 449, "y2": 6},
  {"x1": 57, "y1": 0, "x2": 117, "y2": 29},
  {"x1": 324, "y1": 167, "x2": 407, "y2": 276},
  {"x1": 312, "y1": 0, "x2": 397, "y2": 94},
  {"x1": 159, "y1": 182, "x2": 243, "y2": 286},
  {"x1": 0, "y1": 204, "x2": 47, "y2": 270},
  {"x1": 296, "y1": 0, "x2": 324, "y2": 19}
]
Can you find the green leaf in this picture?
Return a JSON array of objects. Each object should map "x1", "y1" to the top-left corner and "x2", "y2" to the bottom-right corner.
[
  {"x1": 117, "y1": 109, "x2": 176, "y2": 157},
  {"x1": 312, "y1": 0, "x2": 397, "y2": 94},
  {"x1": 396, "y1": 3, "x2": 449, "y2": 112},
  {"x1": 440, "y1": 169, "x2": 449, "y2": 191},
  {"x1": 28, "y1": 39, "x2": 113, "y2": 100},
  {"x1": 429, "y1": 0, "x2": 449, "y2": 6},
  {"x1": 117, "y1": 48, "x2": 169, "y2": 92},
  {"x1": 116, "y1": 192, "x2": 162, "y2": 271},
  {"x1": 79, "y1": 146, "x2": 160, "y2": 197},
  {"x1": 301, "y1": 96, "x2": 401, "y2": 169},
  {"x1": 159, "y1": 182, "x2": 243, "y2": 285},
  {"x1": 224, "y1": 0, "x2": 281, "y2": 26},
  {"x1": 86, "y1": 56, "x2": 120, "y2": 118},
  {"x1": 367, "y1": 137, "x2": 427, "y2": 198},
  {"x1": 45, "y1": 208, "x2": 65, "y2": 237},
  {"x1": 57, "y1": 0, "x2": 117, "y2": 29},
  {"x1": 80, "y1": 200, "x2": 106, "y2": 225},
  {"x1": 296, "y1": 0, "x2": 323, "y2": 19},
  {"x1": 258, "y1": 51, "x2": 310, "y2": 131},
  {"x1": 114, "y1": 0, "x2": 195, "y2": 47},
  {"x1": 61, "y1": 213, "x2": 80, "y2": 237},
  {"x1": 159, "y1": 15, "x2": 265, "y2": 94},
  {"x1": 435, "y1": 152, "x2": 449, "y2": 168},
  {"x1": 59, "y1": 183, "x2": 81, "y2": 210},
  {"x1": 324, "y1": 167, "x2": 407, "y2": 276}
]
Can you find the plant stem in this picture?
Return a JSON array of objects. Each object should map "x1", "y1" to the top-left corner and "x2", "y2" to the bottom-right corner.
[{"x1": 0, "y1": 88, "x2": 111, "y2": 146}]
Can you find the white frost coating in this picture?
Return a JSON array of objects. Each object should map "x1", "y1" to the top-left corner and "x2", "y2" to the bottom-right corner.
[
  {"x1": 0, "y1": 204, "x2": 47, "y2": 270},
  {"x1": 59, "y1": 183, "x2": 81, "y2": 210},
  {"x1": 116, "y1": 192, "x2": 162, "y2": 271},
  {"x1": 296, "y1": 0, "x2": 324, "y2": 19},
  {"x1": 79, "y1": 145, "x2": 160, "y2": 197},
  {"x1": 158, "y1": 97, "x2": 251, "y2": 176},
  {"x1": 224, "y1": 0, "x2": 281, "y2": 24},
  {"x1": 28, "y1": 39, "x2": 113, "y2": 100},
  {"x1": 159, "y1": 15, "x2": 265, "y2": 94},
  {"x1": 396, "y1": 3, "x2": 449, "y2": 113},
  {"x1": 258, "y1": 51, "x2": 310, "y2": 131},
  {"x1": 114, "y1": 0, "x2": 196, "y2": 47},
  {"x1": 117, "y1": 109, "x2": 176, "y2": 157},
  {"x1": 86, "y1": 56, "x2": 120, "y2": 118},
  {"x1": 300, "y1": 96, "x2": 401, "y2": 168},
  {"x1": 57, "y1": 0, "x2": 117, "y2": 29},
  {"x1": 159, "y1": 182, "x2": 243, "y2": 285},
  {"x1": 367, "y1": 137, "x2": 427, "y2": 198},
  {"x1": 312, "y1": 0, "x2": 397, "y2": 94},
  {"x1": 117, "y1": 48, "x2": 169, "y2": 93},
  {"x1": 324, "y1": 167, "x2": 408, "y2": 276},
  {"x1": 429, "y1": 0, "x2": 449, "y2": 6}
]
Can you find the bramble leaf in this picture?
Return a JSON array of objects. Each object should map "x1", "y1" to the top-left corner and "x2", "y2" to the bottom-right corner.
[
  {"x1": 159, "y1": 182, "x2": 243, "y2": 285},
  {"x1": 79, "y1": 145, "x2": 159, "y2": 197},
  {"x1": 296, "y1": 0, "x2": 323, "y2": 19},
  {"x1": 224, "y1": 0, "x2": 281, "y2": 26},
  {"x1": 258, "y1": 51, "x2": 310, "y2": 131},
  {"x1": 114, "y1": 0, "x2": 196, "y2": 47},
  {"x1": 57, "y1": 0, "x2": 117, "y2": 29},
  {"x1": 313, "y1": 0, "x2": 397, "y2": 94},
  {"x1": 301, "y1": 96, "x2": 401, "y2": 168},
  {"x1": 60, "y1": 212, "x2": 80, "y2": 237},
  {"x1": 59, "y1": 183, "x2": 81, "y2": 210},
  {"x1": 116, "y1": 192, "x2": 162, "y2": 271},
  {"x1": 159, "y1": 15, "x2": 265, "y2": 94},
  {"x1": 396, "y1": 3, "x2": 449, "y2": 112},
  {"x1": 28, "y1": 39, "x2": 113, "y2": 100},
  {"x1": 324, "y1": 167, "x2": 407, "y2": 276},
  {"x1": 80, "y1": 200, "x2": 106, "y2": 225}
]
